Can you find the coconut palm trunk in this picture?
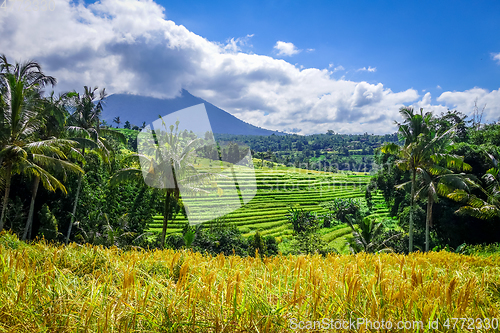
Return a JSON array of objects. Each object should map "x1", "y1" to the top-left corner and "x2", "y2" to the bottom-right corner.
[
  {"x1": 425, "y1": 192, "x2": 434, "y2": 252},
  {"x1": 66, "y1": 173, "x2": 82, "y2": 244},
  {"x1": 0, "y1": 164, "x2": 12, "y2": 232},
  {"x1": 22, "y1": 176, "x2": 40, "y2": 240},
  {"x1": 161, "y1": 163, "x2": 181, "y2": 249},
  {"x1": 409, "y1": 169, "x2": 416, "y2": 252},
  {"x1": 66, "y1": 147, "x2": 86, "y2": 244},
  {"x1": 230, "y1": 166, "x2": 245, "y2": 207},
  {"x1": 161, "y1": 189, "x2": 172, "y2": 249}
]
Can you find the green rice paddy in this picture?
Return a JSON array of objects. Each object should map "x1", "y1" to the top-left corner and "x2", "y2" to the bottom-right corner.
[{"x1": 147, "y1": 162, "x2": 389, "y2": 251}]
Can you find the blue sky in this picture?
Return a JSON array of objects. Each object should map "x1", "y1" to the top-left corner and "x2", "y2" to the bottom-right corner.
[
  {"x1": 2, "y1": 0, "x2": 500, "y2": 134},
  {"x1": 160, "y1": 0, "x2": 500, "y2": 94}
]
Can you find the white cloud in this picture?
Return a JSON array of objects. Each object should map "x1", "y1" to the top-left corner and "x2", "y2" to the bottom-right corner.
[
  {"x1": 223, "y1": 34, "x2": 254, "y2": 53},
  {"x1": 306, "y1": 48, "x2": 315, "y2": 52},
  {"x1": 328, "y1": 63, "x2": 344, "y2": 72},
  {"x1": 492, "y1": 52, "x2": 500, "y2": 64},
  {"x1": 1, "y1": 0, "x2": 497, "y2": 134},
  {"x1": 357, "y1": 66, "x2": 377, "y2": 72},
  {"x1": 437, "y1": 85, "x2": 442, "y2": 89},
  {"x1": 273, "y1": 41, "x2": 301, "y2": 57},
  {"x1": 436, "y1": 88, "x2": 500, "y2": 121}
]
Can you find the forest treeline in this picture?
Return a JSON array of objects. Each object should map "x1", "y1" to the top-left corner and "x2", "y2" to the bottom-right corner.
[
  {"x1": 1, "y1": 55, "x2": 499, "y2": 254},
  {"x1": 121, "y1": 127, "x2": 399, "y2": 172}
]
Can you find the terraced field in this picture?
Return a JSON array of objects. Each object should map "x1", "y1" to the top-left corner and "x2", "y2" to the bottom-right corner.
[{"x1": 147, "y1": 163, "x2": 390, "y2": 251}]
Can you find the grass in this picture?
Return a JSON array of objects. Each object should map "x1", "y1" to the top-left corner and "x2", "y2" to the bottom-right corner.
[{"x1": 1, "y1": 232, "x2": 499, "y2": 332}]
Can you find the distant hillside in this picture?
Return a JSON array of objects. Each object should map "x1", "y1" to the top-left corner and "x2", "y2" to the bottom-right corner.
[{"x1": 102, "y1": 90, "x2": 284, "y2": 136}]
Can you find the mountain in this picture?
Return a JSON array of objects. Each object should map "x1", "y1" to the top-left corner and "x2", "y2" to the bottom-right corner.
[{"x1": 102, "y1": 90, "x2": 284, "y2": 136}]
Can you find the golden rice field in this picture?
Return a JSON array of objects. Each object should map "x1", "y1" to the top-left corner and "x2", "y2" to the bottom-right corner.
[{"x1": 1, "y1": 233, "x2": 500, "y2": 333}]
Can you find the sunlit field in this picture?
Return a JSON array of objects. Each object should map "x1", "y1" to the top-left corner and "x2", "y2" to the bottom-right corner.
[
  {"x1": 148, "y1": 162, "x2": 388, "y2": 253},
  {"x1": 1, "y1": 232, "x2": 499, "y2": 332}
]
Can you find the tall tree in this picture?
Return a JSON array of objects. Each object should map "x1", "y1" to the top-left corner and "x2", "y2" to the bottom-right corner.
[
  {"x1": 110, "y1": 120, "x2": 216, "y2": 248},
  {"x1": 0, "y1": 55, "x2": 57, "y2": 231},
  {"x1": 383, "y1": 107, "x2": 472, "y2": 252},
  {"x1": 65, "y1": 86, "x2": 126, "y2": 244},
  {"x1": 381, "y1": 107, "x2": 432, "y2": 252},
  {"x1": 411, "y1": 163, "x2": 471, "y2": 252},
  {"x1": 22, "y1": 93, "x2": 84, "y2": 240},
  {"x1": 113, "y1": 116, "x2": 121, "y2": 128}
]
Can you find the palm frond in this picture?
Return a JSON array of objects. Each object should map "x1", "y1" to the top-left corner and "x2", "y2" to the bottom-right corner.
[
  {"x1": 31, "y1": 154, "x2": 83, "y2": 180},
  {"x1": 380, "y1": 142, "x2": 400, "y2": 155},
  {"x1": 100, "y1": 128, "x2": 127, "y2": 144},
  {"x1": 109, "y1": 168, "x2": 144, "y2": 186},
  {"x1": 69, "y1": 137, "x2": 99, "y2": 150},
  {"x1": 22, "y1": 160, "x2": 67, "y2": 194}
]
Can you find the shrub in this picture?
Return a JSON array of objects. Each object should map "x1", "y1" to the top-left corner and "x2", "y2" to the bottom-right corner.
[
  {"x1": 37, "y1": 204, "x2": 59, "y2": 241},
  {"x1": 286, "y1": 231, "x2": 337, "y2": 256},
  {"x1": 265, "y1": 236, "x2": 279, "y2": 256},
  {"x1": 286, "y1": 207, "x2": 319, "y2": 233},
  {"x1": 456, "y1": 243, "x2": 500, "y2": 256},
  {"x1": 321, "y1": 198, "x2": 361, "y2": 223},
  {"x1": 165, "y1": 233, "x2": 185, "y2": 250},
  {"x1": 248, "y1": 231, "x2": 266, "y2": 257},
  {"x1": 192, "y1": 218, "x2": 248, "y2": 256}
]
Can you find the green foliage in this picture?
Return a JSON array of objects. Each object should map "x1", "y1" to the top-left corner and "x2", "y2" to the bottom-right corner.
[
  {"x1": 37, "y1": 204, "x2": 58, "y2": 241},
  {"x1": 456, "y1": 243, "x2": 500, "y2": 256},
  {"x1": 214, "y1": 132, "x2": 397, "y2": 172},
  {"x1": 321, "y1": 198, "x2": 361, "y2": 223},
  {"x1": 286, "y1": 207, "x2": 319, "y2": 233},
  {"x1": 265, "y1": 236, "x2": 279, "y2": 256},
  {"x1": 2, "y1": 197, "x2": 26, "y2": 235},
  {"x1": 286, "y1": 231, "x2": 337, "y2": 255},
  {"x1": 318, "y1": 212, "x2": 336, "y2": 228},
  {"x1": 448, "y1": 153, "x2": 500, "y2": 220},
  {"x1": 192, "y1": 218, "x2": 248, "y2": 256},
  {"x1": 248, "y1": 231, "x2": 266, "y2": 257},
  {"x1": 0, "y1": 231, "x2": 25, "y2": 250},
  {"x1": 165, "y1": 233, "x2": 185, "y2": 250},
  {"x1": 346, "y1": 215, "x2": 402, "y2": 253},
  {"x1": 73, "y1": 211, "x2": 146, "y2": 248}
]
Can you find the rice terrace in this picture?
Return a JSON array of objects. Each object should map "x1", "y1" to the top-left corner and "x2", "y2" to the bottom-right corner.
[
  {"x1": 148, "y1": 165, "x2": 381, "y2": 251},
  {"x1": 2, "y1": 0, "x2": 500, "y2": 332}
]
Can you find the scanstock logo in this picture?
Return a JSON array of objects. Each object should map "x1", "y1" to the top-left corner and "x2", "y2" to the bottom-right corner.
[{"x1": 137, "y1": 103, "x2": 256, "y2": 225}]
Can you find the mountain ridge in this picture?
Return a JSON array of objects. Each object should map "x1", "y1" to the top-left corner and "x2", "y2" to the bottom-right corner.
[{"x1": 102, "y1": 90, "x2": 285, "y2": 136}]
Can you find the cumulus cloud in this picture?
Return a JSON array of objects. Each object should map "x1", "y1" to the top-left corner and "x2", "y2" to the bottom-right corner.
[
  {"x1": 273, "y1": 41, "x2": 301, "y2": 56},
  {"x1": 436, "y1": 88, "x2": 500, "y2": 121},
  {"x1": 357, "y1": 66, "x2": 377, "y2": 72},
  {"x1": 1, "y1": 0, "x2": 497, "y2": 135}
]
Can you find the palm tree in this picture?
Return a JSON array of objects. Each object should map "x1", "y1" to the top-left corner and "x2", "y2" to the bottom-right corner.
[
  {"x1": 0, "y1": 55, "x2": 58, "y2": 231},
  {"x1": 345, "y1": 215, "x2": 401, "y2": 253},
  {"x1": 21, "y1": 142, "x2": 83, "y2": 240},
  {"x1": 448, "y1": 153, "x2": 500, "y2": 220},
  {"x1": 65, "y1": 86, "x2": 126, "y2": 244},
  {"x1": 411, "y1": 163, "x2": 472, "y2": 252},
  {"x1": 22, "y1": 93, "x2": 84, "y2": 240},
  {"x1": 381, "y1": 107, "x2": 432, "y2": 252},
  {"x1": 110, "y1": 120, "x2": 217, "y2": 248},
  {"x1": 381, "y1": 107, "x2": 470, "y2": 252},
  {"x1": 113, "y1": 116, "x2": 121, "y2": 128}
]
